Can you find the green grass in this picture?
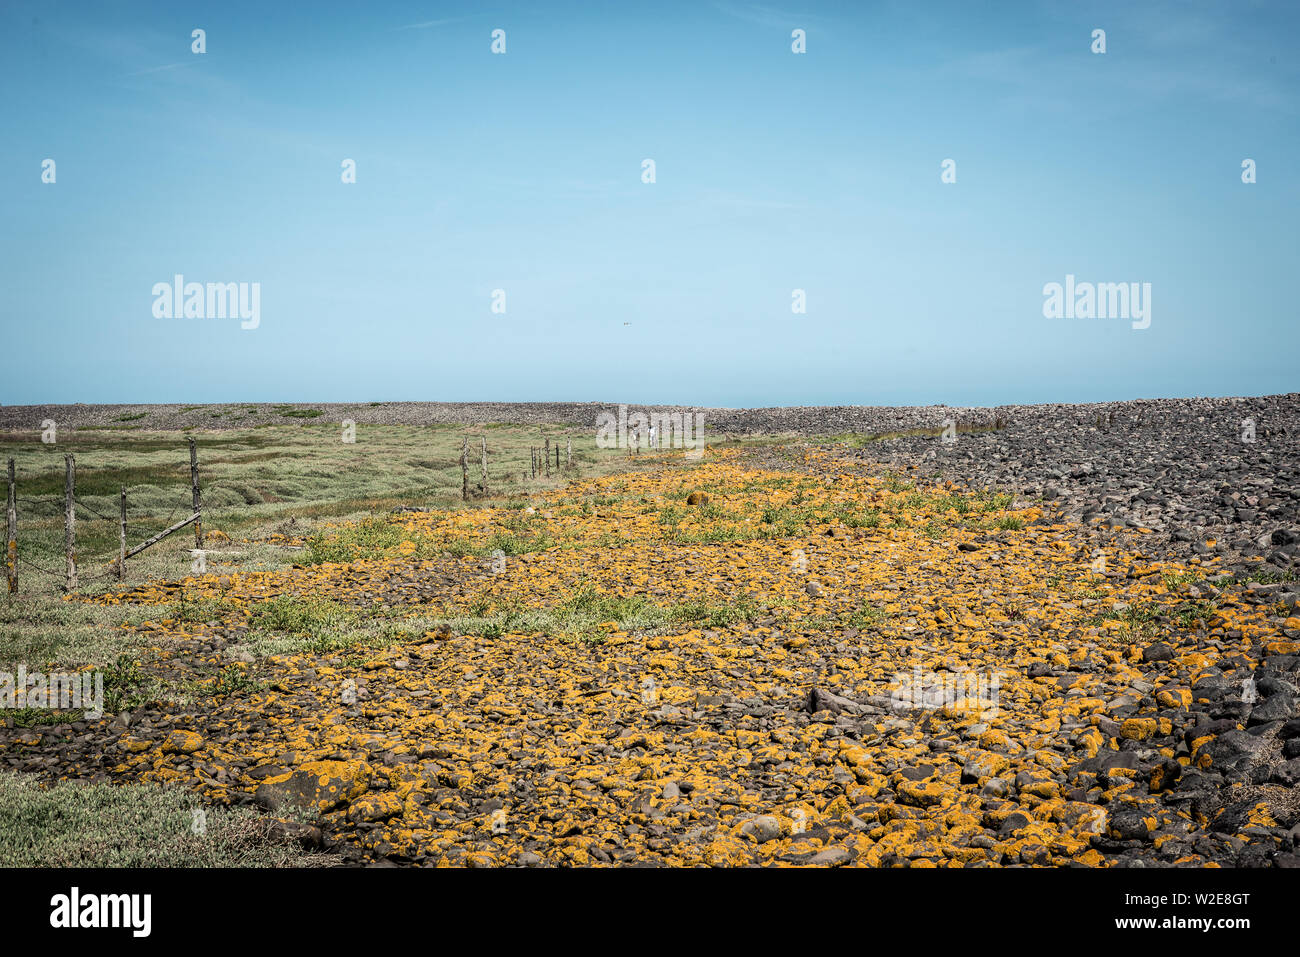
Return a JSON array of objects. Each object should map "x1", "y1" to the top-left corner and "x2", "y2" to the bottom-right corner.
[
  {"x1": 485, "y1": 529, "x2": 555, "y2": 556},
  {"x1": 1172, "y1": 600, "x2": 1218, "y2": 629},
  {"x1": 758, "y1": 504, "x2": 815, "y2": 538},
  {"x1": 0, "y1": 600, "x2": 153, "y2": 672},
  {"x1": 882, "y1": 474, "x2": 913, "y2": 493},
  {"x1": 101, "y1": 653, "x2": 167, "y2": 714},
  {"x1": 1083, "y1": 602, "x2": 1162, "y2": 641},
  {"x1": 245, "y1": 595, "x2": 366, "y2": 655},
  {"x1": 168, "y1": 592, "x2": 236, "y2": 623},
  {"x1": 669, "y1": 525, "x2": 749, "y2": 545},
  {"x1": 841, "y1": 600, "x2": 892, "y2": 630},
  {"x1": 0, "y1": 771, "x2": 330, "y2": 867},
  {"x1": 304, "y1": 517, "x2": 409, "y2": 564},
  {"x1": 431, "y1": 586, "x2": 762, "y2": 644},
  {"x1": 185, "y1": 663, "x2": 264, "y2": 698},
  {"x1": 840, "y1": 507, "x2": 882, "y2": 529}
]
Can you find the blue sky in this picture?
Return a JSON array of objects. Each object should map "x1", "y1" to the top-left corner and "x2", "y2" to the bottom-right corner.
[{"x1": 1, "y1": 0, "x2": 1296, "y2": 408}]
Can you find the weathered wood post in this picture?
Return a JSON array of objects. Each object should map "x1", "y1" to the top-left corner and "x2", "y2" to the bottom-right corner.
[
  {"x1": 480, "y1": 436, "x2": 488, "y2": 494},
  {"x1": 6, "y1": 459, "x2": 16, "y2": 594},
  {"x1": 544, "y1": 437, "x2": 551, "y2": 478},
  {"x1": 566, "y1": 438, "x2": 572, "y2": 469},
  {"x1": 189, "y1": 437, "x2": 202, "y2": 548},
  {"x1": 555, "y1": 444, "x2": 560, "y2": 470},
  {"x1": 530, "y1": 447, "x2": 536, "y2": 479},
  {"x1": 64, "y1": 454, "x2": 76, "y2": 592},
  {"x1": 461, "y1": 436, "x2": 470, "y2": 500},
  {"x1": 117, "y1": 486, "x2": 127, "y2": 581},
  {"x1": 123, "y1": 512, "x2": 201, "y2": 561}
]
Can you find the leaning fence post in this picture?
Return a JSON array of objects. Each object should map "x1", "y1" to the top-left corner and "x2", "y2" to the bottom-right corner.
[
  {"x1": 189, "y1": 437, "x2": 202, "y2": 548},
  {"x1": 118, "y1": 486, "x2": 127, "y2": 581},
  {"x1": 64, "y1": 453, "x2": 76, "y2": 592},
  {"x1": 6, "y1": 459, "x2": 16, "y2": 595},
  {"x1": 461, "y1": 436, "x2": 469, "y2": 501}
]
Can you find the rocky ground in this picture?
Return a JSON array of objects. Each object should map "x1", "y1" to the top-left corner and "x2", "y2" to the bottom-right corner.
[
  {"x1": 2, "y1": 412, "x2": 1299, "y2": 866},
  {"x1": 3, "y1": 393, "x2": 1294, "y2": 440}
]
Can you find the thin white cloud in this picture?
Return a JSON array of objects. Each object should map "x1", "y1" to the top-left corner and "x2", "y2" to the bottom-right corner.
[
  {"x1": 123, "y1": 62, "x2": 189, "y2": 77},
  {"x1": 397, "y1": 17, "x2": 467, "y2": 31},
  {"x1": 712, "y1": 2, "x2": 813, "y2": 30}
]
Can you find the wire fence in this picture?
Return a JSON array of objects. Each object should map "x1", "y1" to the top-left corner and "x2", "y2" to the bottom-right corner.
[
  {"x1": 6, "y1": 430, "x2": 578, "y2": 595},
  {"x1": 5, "y1": 445, "x2": 202, "y2": 594}
]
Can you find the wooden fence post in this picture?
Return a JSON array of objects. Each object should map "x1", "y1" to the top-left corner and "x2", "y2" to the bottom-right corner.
[
  {"x1": 555, "y1": 444, "x2": 560, "y2": 470},
  {"x1": 117, "y1": 487, "x2": 127, "y2": 580},
  {"x1": 544, "y1": 438, "x2": 551, "y2": 478},
  {"x1": 189, "y1": 437, "x2": 202, "y2": 548},
  {"x1": 463, "y1": 436, "x2": 471, "y2": 499},
  {"x1": 6, "y1": 459, "x2": 16, "y2": 595},
  {"x1": 64, "y1": 454, "x2": 76, "y2": 592},
  {"x1": 566, "y1": 438, "x2": 572, "y2": 469},
  {"x1": 481, "y1": 436, "x2": 488, "y2": 494}
]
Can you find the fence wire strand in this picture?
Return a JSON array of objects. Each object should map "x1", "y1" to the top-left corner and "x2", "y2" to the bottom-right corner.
[
  {"x1": 6, "y1": 448, "x2": 198, "y2": 590},
  {"x1": 17, "y1": 554, "x2": 115, "y2": 583}
]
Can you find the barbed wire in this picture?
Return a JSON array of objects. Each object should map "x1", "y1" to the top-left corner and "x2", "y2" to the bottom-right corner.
[
  {"x1": 124, "y1": 503, "x2": 186, "y2": 539},
  {"x1": 14, "y1": 496, "x2": 59, "y2": 509},
  {"x1": 74, "y1": 500, "x2": 119, "y2": 523},
  {"x1": 15, "y1": 555, "x2": 116, "y2": 585},
  {"x1": 16, "y1": 555, "x2": 74, "y2": 580},
  {"x1": 13, "y1": 496, "x2": 187, "y2": 532}
]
